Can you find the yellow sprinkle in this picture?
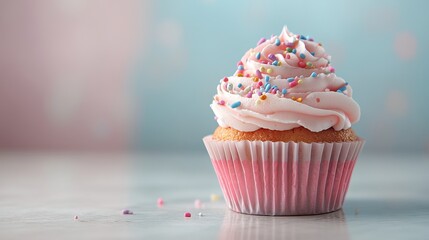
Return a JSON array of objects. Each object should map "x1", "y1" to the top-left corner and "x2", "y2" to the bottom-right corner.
[
  {"x1": 298, "y1": 79, "x2": 303, "y2": 84},
  {"x1": 259, "y1": 67, "x2": 266, "y2": 72},
  {"x1": 283, "y1": 51, "x2": 288, "y2": 55},
  {"x1": 297, "y1": 97, "x2": 302, "y2": 102},
  {"x1": 277, "y1": 61, "x2": 282, "y2": 66},
  {"x1": 237, "y1": 73, "x2": 243, "y2": 77},
  {"x1": 260, "y1": 94, "x2": 267, "y2": 100},
  {"x1": 210, "y1": 194, "x2": 220, "y2": 202},
  {"x1": 255, "y1": 99, "x2": 262, "y2": 105},
  {"x1": 266, "y1": 68, "x2": 273, "y2": 74},
  {"x1": 291, "y1": 96, "x2": 296, "y2": 100},
  {"x1": 253, "y1": 77, "x2": 259, "y2": 82}
]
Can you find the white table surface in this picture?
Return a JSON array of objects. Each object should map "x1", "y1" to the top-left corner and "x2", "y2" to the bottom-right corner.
[{"x1": 0, "y1": 152, "x2": 428, "y2": 240}]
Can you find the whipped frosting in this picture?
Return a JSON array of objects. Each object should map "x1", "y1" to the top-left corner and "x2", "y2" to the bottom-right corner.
[{"x1": 211, "y1": 26, "x2": 360, "y2": 132}]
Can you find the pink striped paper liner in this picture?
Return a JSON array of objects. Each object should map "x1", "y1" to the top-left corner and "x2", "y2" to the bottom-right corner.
[{"x1": 203, "y1": 135, "x2": 365, "y2": 216}]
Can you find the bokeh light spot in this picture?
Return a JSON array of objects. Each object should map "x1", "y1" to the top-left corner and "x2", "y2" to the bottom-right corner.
[{"x1": 394, "y1": 31, "x2": 417, "y2": 60}]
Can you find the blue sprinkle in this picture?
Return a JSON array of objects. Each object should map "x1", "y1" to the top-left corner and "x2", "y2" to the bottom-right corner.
[
  {"x1": 237, "y1": 83, "x2": 243, "y2": 88},
  {"x1": 336, "y1": 90, "x2": 343, "y2": 93},
  {"x1": 292, "y1": 49, "x2": 297, "y2": 54},
  {"x1": 238, "y1": 65, "x2": 244, "y2": 70},
  {"x1": 256, "y1": 52, "x2": 261, "y2": 60},
  {"x1": 287, "y1": 77, "x2": 294, "y2": 82},
  {"x1": 306, "y1": 35, "x2": 310, "y2": 40},
  {"x1": 282, "y1": 89, "x2": 287, "y2": 95},
  {"x1": 300, "y1": 35, "x2": 307, "y2": 40},
  {"x1": 345, "y1": 82, "x2": 349, "y2": 85},
  {"x1": 272, "y1": 60, "x2": 278, "y2": 66},
  {"x1": 310, "y1": 72, "x2": 317, "y2": 77},
  {"x1": 265, "y1": 76, "x2": 270, "y2": 82},
  {"x1": 272, "y1": 85, "x2": 278, "y2": 90},
  {"x1": 230, "y1": 101, "x2": 241, "y2": 108},
  {"x1": 310, "y1": 52, "x2": 315, "y2": 56},
  {"x1": 275, "y1": 38, "x2": 281, "y2": 46},
  {"x1": 338, "y1": 86, "x2": 347, "y2": 92},
  {"x1": 264, "y1": 83, "x2": 271, "y2": 92},
  {"x1": 299, "y1": 53, "x2": 306, "y2": 59}
]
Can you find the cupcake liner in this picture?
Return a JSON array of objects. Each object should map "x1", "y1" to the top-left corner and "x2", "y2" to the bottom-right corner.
[{"x1": 203, "y1": 135, "x2": 365, "y2": 216}]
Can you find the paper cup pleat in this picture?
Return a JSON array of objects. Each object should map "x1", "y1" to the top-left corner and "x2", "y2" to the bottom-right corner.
[{"x1": 203, "y1": 135, "x2": 365, "y2": 216}]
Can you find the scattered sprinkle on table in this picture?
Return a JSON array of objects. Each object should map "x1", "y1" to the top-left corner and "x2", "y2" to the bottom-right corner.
[
  {"x1": 157, "y1": 197, "x2": 164, "y2": 206},
  {"x1": 210, "y1": 194, "x2": 220, "y2": 202},
  {"x1": 184, "y1": 212, "x2": 191, "y2": 218},
  {"x1": 122, "y1": 209, "x2": 133, "y2": 215}
]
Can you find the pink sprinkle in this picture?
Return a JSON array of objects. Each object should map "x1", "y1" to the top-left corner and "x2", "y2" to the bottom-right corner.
[
  {"x1": 257, "y1": 91, "x2": 262, "y2": 96},
  {"x1": 74, "y1": 216, "x2": 79, "y2": 220},
  {"x1": 286, "y1": 54, "x2": 290, "y2": 59},
  {"x1": 258, "y1": 81, "x2": 263, "y2": 86},
  {"x1": 255, "y1": 70, "x2": 263, "y2": 79},
  {"x1": 218, "y1": 100, "x2": 225, "y2": 105},
  {"x1": 122, "y1": 209, "x2": 133, "y2": 215},
  {"x1": 286, "y1": 42, "x2": 294, "y2": 47},
  {"x1": 214, "y1": 116, "x2": 218, "y2": 120},
  {"x1": 289, "y1": 81, "x2": 298, "y2": 88},
  {"x1": 245, "y1": 73, "x2": 250, "y2": 77},
  {"x1": 270, "y1": 89, "x2": 276, "y2": 94},
  {"x1": 184, "y1": 212, "x2": 191, "y2": 218},
  {"x1": 298, "y1": 61, "x2": 306, "y2": 68},
  {"x1": 157, "y1": 197, "x2": 164, "y2": 206},
  {"x1": 223, "y1": 77, "x2": 228, "y2": 82},
  {"x1": 329, "y1": 66, "x2": 336, "y2": 73},
  {"x1": 246, "y1": 92, "x2": 253, "y2": 98},
  {"x1": 237, "y1": 61, "x2": 243, "y2": 66},
  {"x1": 261, "y1": 60, "x2": 268, "y2": 64},
  {"x1": 194, "y1": 199, "x2": 202, "y2": 208},
  {"x1": 257, "y1": 37, "x2": 266, "y2": 45}
]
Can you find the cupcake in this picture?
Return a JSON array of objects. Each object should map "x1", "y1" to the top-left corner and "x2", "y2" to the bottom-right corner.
[{"x1": 203, "y1": 26, "x2": 364, "y2": 216}]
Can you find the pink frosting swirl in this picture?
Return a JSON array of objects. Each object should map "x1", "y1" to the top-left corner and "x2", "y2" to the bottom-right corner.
[{"x1": 211, "y1": 26, "x2": 360, "y2": 132}]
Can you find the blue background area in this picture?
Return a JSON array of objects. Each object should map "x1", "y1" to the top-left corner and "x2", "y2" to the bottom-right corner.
[{"x1": 134, "y1": 0, "x2": 429, "y2": 153}]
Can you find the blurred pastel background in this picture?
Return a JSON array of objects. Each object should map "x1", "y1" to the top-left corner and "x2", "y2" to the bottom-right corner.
[{"x1": 0, "y1": 0, "x2": 427, "y2": 153}]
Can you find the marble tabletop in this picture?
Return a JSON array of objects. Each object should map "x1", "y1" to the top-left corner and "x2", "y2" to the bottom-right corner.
[{"x1": 0, "y1": 152, "x2": 428, "y2": 240}]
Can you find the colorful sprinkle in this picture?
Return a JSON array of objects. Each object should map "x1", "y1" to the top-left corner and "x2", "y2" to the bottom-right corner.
[
  {"x1": 265, "y1": 75, "x2": 270, "y2": 82},
  {"x1": 184, "y1": 212, "x2": 192, "y2": 218},
  {"x1": 223, "y1": 77, "x2": 228, "y2": 82},
  {"x1": 74, "y1": 216, "x2": 79, "y2": 220},
  {"x1": 210, "y1": 194, "x2": 220, "y2": 202},
  {"x1": 287, "y1": 77, "x2": 294, "y2": 82},
  {"x1": 218, "y1": 100, "x2": 225, "y2": 105},
  {"x1": 257, "y1": 38, "x2": 266, "y2": 45},
  {"x1": 306, "y1": 62, "x2": 313, "y2": 67},
  {"x1": 275, "y1": 38, "x2": 281, "y2": 46},
  {"x1": 282, "y1": 89, "x2": 287, "y2": 95},
  {"x1": 311, "y1": 72, "x2": 317, "y2": 77},
  {"x1": 268, "y1": 54, "x2": 277, "y2": 61},
  {"x1": 259, "y1": 66, "x2": 266, "y2": 72},
  {"x1": 237, "y1": 65, "x2": 244, "y2": 71},
  {"x1": 227, "y1": 83, "x2": 233, "y2": 91},
  {"x1": 252, "y1": 77, "x2": 259, "y2": 82},
  {"x1": 286, "y1": 54, "x2": 290, "y2": 59},
  {"x1": 299, "y1": 53, "x2": 306, "y2": 59},
  {"x1": 272, "y1": 60, "x2": 279, "y2": 66},
  {"x1": 256, "y1": 52, "x2": 261, "y2": 60},
  {"x1": 122, "y1": 209, "x2": 133, "y2": 215},
  {"x1": 260, "y1": 94, "x2": 267, "y2": 100},
  {"x1": 329, "y1": 66, "x2": 336, "y2": 73},
  {"x1": 297, "y1": 97, "x2": 303, "y2": 102},
  {"x1": 237, "y1": 73, "x2": 243, "y2": 77},
  {"x1": 338, "y1": 86, "x2": 347, "y2": 92},
  {"x1": 292, "y1": 49, "x2": 297, "y2": 54},
  {"x1": 298, "y1": 79, "x2": 303, "y2": 84},
  {"x1": 246, "y1": 92, "x2": 252, "y2": 98},
  {"x1": 157, "y1": 198, "x2": 164, "y2": 206},
  {"x1": 258, "y1": 81, "x2": 263, "y2": 86},
  {"x1": 230, "y1": 101, "x2": 241, "y2": 108},
  {"x1": 198, "y1": 212, "x2": 203, "y2": 217},
  {"x1": 266, "y1": 68, "x2": 273, "y2": 74},
  {"x1": 255, "y1": 69, "x2": 263, "y2": 79},
  {"x1": 286, "y1": 47, "x2": 293, "y2": 53},
  {"x1": 237, "y1": 61, "x2": 243, "y2": 66},
  {"x1": 310, "y1": 52, "x2": 315, "y2": 56},
  {"x1": 289, "y1": 81, "x2": 298, "y2": 88},
  {"x1": 237, "y1": 83, "x2": 243, "y2": 88},
  {"x1": 264, "y1": 83, "x2": 271, "y2": 92},
  {"x1": 298, "y1": 61, "x2": 306, "y2": 68}
]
